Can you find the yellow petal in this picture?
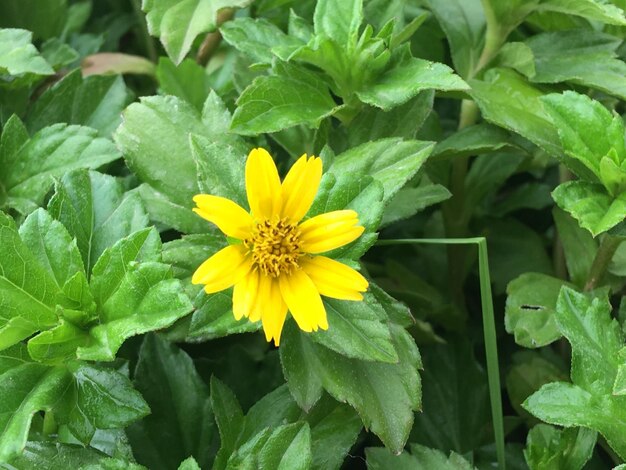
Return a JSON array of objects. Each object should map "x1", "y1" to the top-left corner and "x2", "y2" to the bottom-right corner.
[
  {"x1": 192, "y1": 245, "x2": 252, "y2": 293},
  {"x1": 232, "y1": 270, "x2": 260, "y2": 320},
  {"x1": 279, "y1": 269, "x2": 328, "y2": 332},
  {"x1": 281, "y1": 155, "x2": 322, "y2": 223},
  {"x1": 193, "y1": 194, "x2": 253, "y2": 239},
  {"x1": 261, "y1": 282, "x2": 288, "y2": 346},
  {"x1": 299, "y1": 210, "x2": 365, "y2": 254},
  {"x1": 245, "y1": 148, "x2": 282, "y2": 220},
  {"x1": 301, "y1": 256, "x2": 368, "y2": 300},
  {"x1": 249, "y1": 273, "x2": 273, "y2": 322}
]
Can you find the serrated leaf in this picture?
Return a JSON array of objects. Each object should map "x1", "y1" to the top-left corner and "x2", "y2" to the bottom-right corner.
[
  {"x1": 127, "y1": 335, "x2": 215, "y2": 470},
  {"x1": 0, "y1": 29, "x2": 53, "y2": 86},
  {"x1": 231, "y1": 62, "x2": 339, "y2": 135},
  {"x1": 553, "y1": 208, "x2": 597, "y2": 288},
  {"x1": 281, "y1": 322, "x2": 421, "y2": 453},
  {"x1": 366, "y1": 444, "x2": 476, "y2": 470},
  {"x1": 524, "y1": 287, "x2": 626, "y2": 460},
  {"x1": 524, "y1": 424, "x2": 596, "y2": 470},
  {"x1": 505, "y1": 273, "x2": 567, "y2": 348},
  {"x1": 313, "y1": 0, "x2": 362, "y2": 46},
  {"x1": 382, "y1": 182, "x2": 451, "y2": 227},
  {"x1": 143, "y1": 0, "x2": 252, "y2": 64},
  {"x1": 48, "y1": 170, "x2": 149, "y2": 275},
  {"x1": 0, "y1": 212, "x2": 59, "y2": 350},
  {"x1": 432, "y1": 123, "x2": 514, "y2": 159},
  {"x1": 329, "y1": 138, "x2": 434, "y2": 203},
  {"x1": 0, "y1": 119, "x2": 120, "y2": 212},
  {"x1": 156, "y1": 57, "x2": 211, "y2": 111},
  {"x1": 25, "y1": 70, "x2": 129, "y2": 137},
  {"x1": 356, "y1": 48, "x2": 469, "y2": 111},
  {"x1": 552, "y1": 180, "x2": 626, "y2": 236}
]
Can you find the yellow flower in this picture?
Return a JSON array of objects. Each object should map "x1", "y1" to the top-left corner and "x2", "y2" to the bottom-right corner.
[{"x1": 191, "y1": 148, "x2": 369, "y2": 345}]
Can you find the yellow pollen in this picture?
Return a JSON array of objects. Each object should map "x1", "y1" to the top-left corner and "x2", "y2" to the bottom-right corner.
[{"x1": 244, "y1": 218, "x2": 302, "y2": 277}]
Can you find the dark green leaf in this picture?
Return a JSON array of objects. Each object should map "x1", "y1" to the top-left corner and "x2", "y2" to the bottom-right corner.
[
  {"x1": 210, "y1": 376, "x2": 245, "y2": 469},
  {"x1": 524, "y1": 424, "x2": 596, "y2": 470},
  {"x1": 553, "y1": 208, "x2": 597, "y2": 287},
  {"x1": 366, "y1": 444, "x2": 475, "y2": 470},
  {"x1": 432, "y1": 124, "x2": 515, "y2": 160}
]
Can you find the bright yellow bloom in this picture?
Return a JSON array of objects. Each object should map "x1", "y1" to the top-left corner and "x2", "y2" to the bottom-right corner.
[{"x1": 192, "y1": 148, "x2": 369, "y2": 345}]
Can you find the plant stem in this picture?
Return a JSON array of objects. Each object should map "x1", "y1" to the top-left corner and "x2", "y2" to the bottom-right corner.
[
  {"x1": 131, "y1": 0, "x2": 157, "y2": 63},
  {"x1": 196, "y1": 9, "x2": 235, "y2": 66},
  {"x1": 43, "y1": 411, "x2": 56, "y2": 437},
  {"x1": 584, "y1": 234, "x2": 622, "y2": 291}
]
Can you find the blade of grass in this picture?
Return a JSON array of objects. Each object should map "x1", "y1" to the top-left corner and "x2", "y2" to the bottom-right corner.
[{"x1": 376, "y1": 237, "x2": 505, "y2": 470}]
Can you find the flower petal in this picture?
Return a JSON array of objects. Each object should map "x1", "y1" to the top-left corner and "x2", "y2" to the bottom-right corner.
[
  {"x1": 261, "y1": 281, "x2": 288, "y2": 346},
  {"x1": 281, "y1": 155, "x2": 323, "y2": 223},
  {"x1": 301, "y1": 256, "x2": 368, "y2": 300},
  {"x1": 232, "y1": 269, "x2": 260, "y2": 320},
  {"x1": 192, "y1": 245, "x2": 252, "y2": 293},
  {"x1": 246, "y1": 148, "x2": 282, "y2": 220},
  {"x1": 299, "y1": 210, "x2": 365, "y2": 254},
  {"x1": 193, "y1": 194, "x2": 253, "y2": 239},
  {"x1": 279, "y1": 269, "x2": 328, "y2": 332},
  {"x1": 249, "y1": 273, "x2": 272, "y2": 322}
]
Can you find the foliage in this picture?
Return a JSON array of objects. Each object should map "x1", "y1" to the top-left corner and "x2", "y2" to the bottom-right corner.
[{"x1": 1, "y1": 0, "x2": 626, "y2": 468}]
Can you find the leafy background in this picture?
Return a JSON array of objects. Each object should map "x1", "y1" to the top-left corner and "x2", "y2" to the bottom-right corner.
[{"x1": 2, "y1": 0, "x2": 626, "y2": 468}]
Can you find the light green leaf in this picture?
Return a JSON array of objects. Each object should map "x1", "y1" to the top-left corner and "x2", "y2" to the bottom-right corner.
[
  {"x1": 553, "y1": 208, "x2": 597, "y2": 288},
  {"x1": 381, "y1": 182, "x2": 451, "y2": 227},
  {"x1": 257, "y1": 422, "x2": 311, "y2": 470},
  {"x1": 231, "y1": 62, "x2": 339, "y2": 135},
  {"x1": 505, "y1": 273, "x2": 567, "y2": 348},
  {"x1": 0, "y1": 345, "x2": 71, "y2": 461},
  {"x1": 524, "y1": 424, "x2": 596, "y2": 470},
  {"x1": 496, "y1": 42, "x2": 536, "y2": 77},
  {"x1": 40, "y1": 38, "x2": 79, "y2": 70},
  {"x1": 48, "y1": 170, "x2": 149, "y2": 275},
  {"x1": 539, "y1": 0, "x2": 626, "y2": 25},
  {"x1": 281, "y1": 322, "x2": 421, "y2": 453},
  {"x1": 178, "y1": 457, "x2": 201, "y2": 470},
  {"x1": 432, "y1": 123, "x2": 515, "y2": 160},
  {"x1": 0, "y1": 212, "x2": 59, "y2": 350},
  {"x1": 329, "y1": 138, "x2": 434, "y2": 203},
  {"x1": 356, "y1": 47, "x2": 469, "y2": 111},
  {"x1": 127, "y1": 335, "x2": 215, "y2": 470},
  {"x1": 220, "y1": 17, "x2": 303, "y2": 64},
  {"x1": 0, "y1": 29, "x2": 53, "y2": 86},
  {"x1": 142, "y1": 0, "x2": 252, "y2": 64},
  {"x1": 163, "y1": 233, "x2": 226, "y2": 281},
  {"x1": 541, "y1": 91, "x2": 626, "y2": 183},
  {"x1": 311, "y1": 295, "x2": 398, "y2": 363},
  {"x1": 156, "y1": 57, "x2": 211, "y2": 111},
  {"x1": 552, "y1": 181, "x2": 626, "y2": 236},
  {"x1": 314, "y1": 0, "x2": 362, "y2": 46},
  {"x1": 25, "y1": 70, "x2": 129, "y2": 137},
  {"x1": 470, "y1": 69, "x2": 561, "y2": 158},
  {"x1": 1, "y1": 119, "x2": 120, "y2": 212},
  {"x1": 366, "y1": 444, "x2": 476, "y2": 470},
  {"x1": 424, "y1": 0, "x2": 485, "y2": 78},
  {"x1": 18, "y1": 208, "x2": 84, "y2": 288},
  {"x1": 524, "y1": 287, "x2": 626, "y2": 460}
]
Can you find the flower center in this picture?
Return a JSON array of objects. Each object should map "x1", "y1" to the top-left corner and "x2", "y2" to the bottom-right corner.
[{"x1": 244, "y1": 218, "x2": 302, "y2": 277}]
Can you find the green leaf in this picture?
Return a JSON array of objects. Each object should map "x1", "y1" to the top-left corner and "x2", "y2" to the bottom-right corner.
[
  {"x1": 541, "y1": 91, "x2": 626, "y2": 183},
  {"x1": 163, "y1": 233, "x2": 226, "y2": 281},
  {"x1": 25, "y1": 70, "x2": 129, "y2": 137},
  {"x1": 470, "y1": 69, "x2": 561, "y2": 157},
  {"x1": 210, "y1": 376, "x2": 245, "y2": 469},
  {"x1": 505, "y1": 273, "x2": 567, "y2": 348},
  {"x1": 156, "y1": 57, "x2": 211, "y2": 111},
  {"x1": 0, "y1": 345, "x2": 71, "y2": 461},
  {"x1": 231, "y1": 62, "x2": 339, "y2": 135},
  {"x1": 381, "y1": 182, "x2": 451, "y2": 227},
  {"x1": 18, "y1": 208, "x2": 84, "y2": 288},
  {"x1": 356, "y1": 47, "x2": 469, "y2": 111},
  {"x1": 40, "y1": 38, "x2": 79, "y2": 70},
  {"x1": 178, "y1": 457, "x2": 201, "y2": 470},
  {"x1": 366, "y1": 444, "x2": 476, "y2": 470},
  {"x1": 1, "y1": 118, "x2": 121, "y2": 212},
  {"x1": 311, "y1": 295, "x2": 398, "y2": 363},
  {"x1": 314, "y1": 0, "x2": 362, "y2": 46},
  {"x1": 496, "y1": 42, "x2": 536, "y2": 77},
  {"x1": 220, "y1": 17, "x2": 303, "y2": 64},
  {"x1": 524, "y1": 287, "x2": 626, "y2": 460},
  {"x1": 48, "y1": 170, "x2": 149, "y2": 275},
  {"x1": 281, "y1": 322, "x2": 421, "y2": 453},
  {"x1": 0, "y1": 212, "x2": 59, "y2": 350},
  {"x1": 0, "y1": 1, "x2": 68, "y2": 41},
  {"x1": 410, "y1": 339, "x2": 490, "y2": 454},
  {"x1": 0, "y1": 29, "x2": 53, "y2": 86},
  {"x1": 142, "y1": 0, "x2": 252, "y2": 64},
  {"x1": 539, "y1": 0, "x2": 626, "y2": 25},
  {"x1": 524, "y1": 424, "x2": 596, "y2": 470},
  {"x1": 78, "y1": 231, "x2": 193, "y2": 361},
  {"x1": 114, "y1": 93, "x2": 242, "y2": 233},
  {"x1": 552, "y1": 181, "x2": 626, "y2": 236},
  {"x1": 127, "y1": 335, "x2": 215, "y2": 470},
  {"x1": 424, "y1": 0, "x2": 485, "y2": 78},
  {"x1": 553, "y1": 208, "x2": 597, "y2": 288},
  {"x1": 6, "y1": 441, "x2": 144, "y2": 469},
  {"x1": 329, "y1": 138, "x2": 434, "y2": 203},
  {"x1": 432, "y1": 123, "x2": 515, "y2": 159},
  {"x1": 257, "y1": 422, "x2": 311, "y2": 470}
]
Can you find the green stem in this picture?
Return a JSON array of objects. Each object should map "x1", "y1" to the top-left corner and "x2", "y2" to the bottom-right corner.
[
  {"x1": 131, "y1": 0, "x2": 157, "y2": 63},
  {"x1": 584, "y1": 234, "x2": 622, "y2": 291},
  {"x1": 196, "y1": 9, "x2": 234, "y2": 66},
  {"x1": 43, "y1": 411, "x2": 57, "y2": 437}
]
